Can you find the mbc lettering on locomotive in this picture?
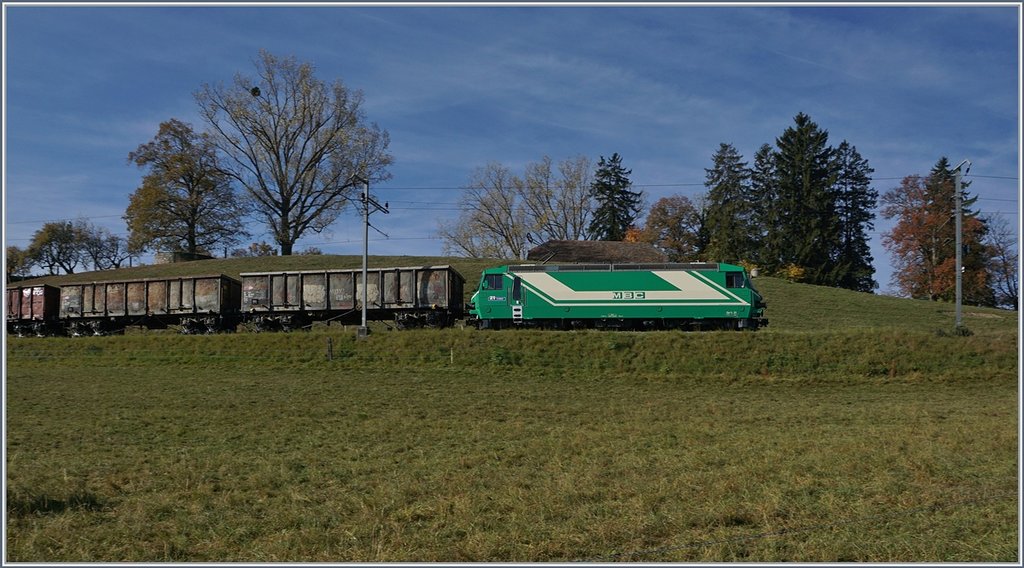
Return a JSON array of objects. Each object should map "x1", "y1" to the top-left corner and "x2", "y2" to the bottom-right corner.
[{"x1": 612, "y1": 291, "x2": 646, "y2": 300}]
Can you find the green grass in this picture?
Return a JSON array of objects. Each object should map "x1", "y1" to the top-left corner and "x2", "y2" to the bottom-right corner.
[
  {"x1": 5, "y1": 328, "x2": 1018, "y2": 562},
  {"x1": 754, "y1": 277, "x2": 1016, "y2": 334},
  {"x1": 7, "y1": 256, "x2": 1019, "y2": 561}
]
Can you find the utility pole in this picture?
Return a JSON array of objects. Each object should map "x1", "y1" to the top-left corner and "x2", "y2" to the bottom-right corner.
[
  {"x1": 354, "y1": 175, "x2": 388, "y2": 339},
  {"x1": 953, "y1": 159, "x2": 970, "y2": 333}
]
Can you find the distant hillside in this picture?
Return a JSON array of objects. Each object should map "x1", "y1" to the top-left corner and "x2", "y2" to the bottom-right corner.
[{"x1": 13, "y1": 255, "x2": 1017, "y2": 335}]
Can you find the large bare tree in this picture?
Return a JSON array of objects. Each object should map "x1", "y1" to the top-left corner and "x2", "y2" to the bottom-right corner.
[
  {"x1": 439, "y1": 156, "x2": 595, "y2": 259},
  {"x1": 518, "y1": 155, "x2": 593, "y2": 242},
  {"x1": 196, "y1": 50, "x2": 393, "y2": 255},
  {"x1": 439, "y1": 163, "x2": 529, "y2": 259}
]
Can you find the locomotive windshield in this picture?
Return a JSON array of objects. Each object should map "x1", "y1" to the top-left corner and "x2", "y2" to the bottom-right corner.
[{"x1": 482, "y1": 274, "x2": 503, "y2": 290}]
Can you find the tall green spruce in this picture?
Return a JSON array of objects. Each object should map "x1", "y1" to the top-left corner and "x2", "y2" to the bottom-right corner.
[
  {"x1": 831, "y1": 141, "x2": 878, "y2": 292},
  {"x1": 749, "y1": 144, "x2": 779, "y2": 268},
  {"x1": 771, "y1": 112, "x2": 840, "y2": 285},
  {"x1": 703, "y1": 143, "x2": 755, "y2": 263},
  {"x1": 728, "y1": 113, "x2": 878, "y2": 290},
  {"x1": 588, "y1": 153, "x2": 643, "y2": 241}
]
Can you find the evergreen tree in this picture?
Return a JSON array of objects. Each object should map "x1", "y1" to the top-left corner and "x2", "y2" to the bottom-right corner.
[
  {"x1": 749, "y1": 143, "x2": 779, "y2": 270},
  {"x1": 703, "y1": 143, "x2": 754, "y2": 263},
  {"x1": 588, "y1": 153, "x2": 642, "y2": 241},
  {"x1": 772, "y1": 113, "x2": 839, "y2": 285},
  {"x1": 830, "y1": 141, "x2": 877, "y2": 292}
]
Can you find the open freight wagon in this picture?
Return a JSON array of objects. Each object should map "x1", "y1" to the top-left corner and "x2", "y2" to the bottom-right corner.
[
  {"x1": 6, "y1": 284, "x2": 61, "y2": 336},
  {"x1": 240, "y1": 265, "x2": 466, "y2": 330},
  {"x1": 58, "y1": 274, "x2": 242, "y2": 335}
]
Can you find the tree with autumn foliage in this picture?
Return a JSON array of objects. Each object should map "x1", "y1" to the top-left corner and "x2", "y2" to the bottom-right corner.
[
  {"x1": 126, "y1": 119, "x2": 248, "y2": 255},
  {"x1": 881, "y1": 158, "x2": 994, "y2": 306},
  {"x1": 638, "y1": 195, "x2": 708, "y2": 261}
]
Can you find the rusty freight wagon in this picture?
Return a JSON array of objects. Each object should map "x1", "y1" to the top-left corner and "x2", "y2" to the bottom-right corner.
[
  {"x1": 58, "y1": 274, "x2": 242, "y2": 335},
  {"x1": 240, "y1": 265, "x2": 466, "y2": 330},
  {"x1": 6, "y1": 284, "x2": 61, "y2": 336}
]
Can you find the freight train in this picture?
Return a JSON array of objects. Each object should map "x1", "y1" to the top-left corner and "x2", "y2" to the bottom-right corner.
[{"x1": 6, "y1": 262, "x2": 765, "y2": 336}]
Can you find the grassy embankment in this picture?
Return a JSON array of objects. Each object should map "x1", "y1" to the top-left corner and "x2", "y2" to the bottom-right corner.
[{"x1": 5, "y1": 255, "x2": 1019, "y2": 562}]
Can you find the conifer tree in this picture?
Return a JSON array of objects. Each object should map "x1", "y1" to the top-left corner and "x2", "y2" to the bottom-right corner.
[
  {"x1": 703, "y1": 143, "x2": 754, "y2": 263},
  {"x1": 588, "y1": 153, "x2": 642, "y2": 241},
  {"x1": 830, "y1": 141, "x2": 878, "y2": 292},
  {"x1": 749, "y1": 143, "x2": 779, "y2": 270},
  {"x1": 772, "y1": 113, "x2": 839, "y2": 285}
]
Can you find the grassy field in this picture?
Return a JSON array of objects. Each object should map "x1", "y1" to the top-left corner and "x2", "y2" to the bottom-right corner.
[{"x1": 6, "y1": 255, "x2": 1020, "y2": 561}]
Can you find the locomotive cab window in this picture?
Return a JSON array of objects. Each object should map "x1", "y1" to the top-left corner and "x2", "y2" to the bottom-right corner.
[
  {"x1": 483, "y1": 274, "x2": 504, "y2": 290},
  {"x1": 726, "y1": 272, "x2": 745, "y2": 289},
  {"x1": 512, "y1": 277, "x2": 522, "y2": 302}
]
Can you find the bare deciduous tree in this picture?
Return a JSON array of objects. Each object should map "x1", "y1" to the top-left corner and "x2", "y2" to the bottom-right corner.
[
  {"x1": 439, "y1": 163, "x2": 528, "y2": 259},
  {"x1": 985, "y1": 215, "x2": 1018, "y2": 310},
  {"x1": 518, "y1": 155, "x2": 593, "y2": 242},
  {"x1": 76, "y1": 220, "x2": 132, "y2": 270},
  {"x1": 196, "y1": 50, "x2": 393, "y2": 255},
  {"x1": 439, "y1": 156, "x2": 595, "y2": 259}
]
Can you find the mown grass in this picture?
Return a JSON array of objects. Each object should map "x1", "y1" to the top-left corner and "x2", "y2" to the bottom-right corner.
[
  {"x1": 5, "y1": 328, "x2": 1018, "y2": 562},
  {"x1": 754, "y1": 277, "x2": 1016, "y2": 334}
]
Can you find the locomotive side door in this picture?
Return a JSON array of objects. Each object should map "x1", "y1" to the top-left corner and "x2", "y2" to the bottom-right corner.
[{"x1": 511, "y1": 274, "x2": 524, "y2": 323}]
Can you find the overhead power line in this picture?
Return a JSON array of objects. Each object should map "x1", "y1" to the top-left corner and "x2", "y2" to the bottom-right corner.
[{"x1": 5, "y1": 173, "x2": 1017, "y2": 231}]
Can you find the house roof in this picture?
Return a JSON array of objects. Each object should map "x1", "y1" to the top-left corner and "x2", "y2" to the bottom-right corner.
[{"x1": 526, "y1": 240, "x2": 668, "y2": 264}]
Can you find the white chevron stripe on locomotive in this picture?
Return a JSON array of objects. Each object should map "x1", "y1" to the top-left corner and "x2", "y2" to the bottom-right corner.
[{"x1": 513, "y1": 270, "x2": 748, "y2": 306}]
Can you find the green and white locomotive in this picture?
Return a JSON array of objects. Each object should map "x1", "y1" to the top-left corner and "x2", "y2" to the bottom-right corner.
[{"x1": 469, "y1": 262, "x2": 766, "y2": 330}]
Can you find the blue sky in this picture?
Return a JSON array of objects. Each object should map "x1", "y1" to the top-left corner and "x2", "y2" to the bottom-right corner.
[{"x1": 3, "y1": 3, "x2": 1020, "y2": 294}]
